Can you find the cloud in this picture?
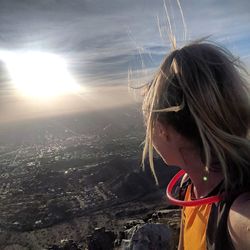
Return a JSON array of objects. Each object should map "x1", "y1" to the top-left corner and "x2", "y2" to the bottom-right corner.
[{"x1": 0, "y1": 0, "x2": 249, "y2": 119}]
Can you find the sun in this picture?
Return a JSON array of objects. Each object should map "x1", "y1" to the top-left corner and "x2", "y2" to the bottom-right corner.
[{"x1": 0, "y1": 50, "x2": 81, "y2": 99}]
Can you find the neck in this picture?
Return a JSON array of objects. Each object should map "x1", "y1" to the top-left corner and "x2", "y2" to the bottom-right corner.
[
  {"x1": 187, "y1": 170, "x2": 224, "y2": 198},
  {"x1": 179, "y1": 147, "x2": 224, "y2": 199}
]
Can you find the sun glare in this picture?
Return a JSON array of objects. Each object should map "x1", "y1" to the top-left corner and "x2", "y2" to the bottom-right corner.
[{"x1": 0, "y1": 50, "x2": 81, "y2": 98}]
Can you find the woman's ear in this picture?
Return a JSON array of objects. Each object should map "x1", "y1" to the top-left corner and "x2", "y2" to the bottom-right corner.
[{"x1": 155, "y1": 120, "x2": 169, "y2": 140}]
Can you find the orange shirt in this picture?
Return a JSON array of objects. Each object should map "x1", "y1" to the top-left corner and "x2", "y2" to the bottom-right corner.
[{"x1": 182, "y1": 184, "x2": 212, "y2": 250}]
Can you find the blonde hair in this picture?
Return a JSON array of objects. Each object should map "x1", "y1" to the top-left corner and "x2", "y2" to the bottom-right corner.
[{"x1": 142, "y1": 39, "x2": 250, "y2": 194}]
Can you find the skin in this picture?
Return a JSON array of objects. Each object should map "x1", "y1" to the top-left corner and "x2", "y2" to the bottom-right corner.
[
  {"x1": 153, "y1": 120, "x2": 224, "y2": 198},
  {"x1": 153, "y1": 120, "x2": 250, "y2": 250},
  {"x1": 228, "y1": 193, "x2": 250, "y2": 250}
]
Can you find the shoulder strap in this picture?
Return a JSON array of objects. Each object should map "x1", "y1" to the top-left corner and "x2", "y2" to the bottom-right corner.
[
  {"x1": 178, "y1": 174, "x2": 192, "y2": 200},
  {"x1": 206, "y1": 199, "x2": 236, "y2": 250}
]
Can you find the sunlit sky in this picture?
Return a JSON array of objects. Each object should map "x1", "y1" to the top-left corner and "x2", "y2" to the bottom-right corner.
[{"x1": 0, "y1": 0, "x2": 249, "y2": 123}]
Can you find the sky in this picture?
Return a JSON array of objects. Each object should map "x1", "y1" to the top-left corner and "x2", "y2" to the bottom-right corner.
[{"x1": 0, "y1": 0, "x2": 249, "y2": 123}]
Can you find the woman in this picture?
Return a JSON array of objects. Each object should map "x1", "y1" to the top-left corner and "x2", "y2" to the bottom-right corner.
[{"x1": 141, "y1": 40, "x2": 250, "y2": 250}]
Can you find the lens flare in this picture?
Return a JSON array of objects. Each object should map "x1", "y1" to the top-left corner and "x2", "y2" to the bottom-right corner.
[{"x1": 0, "y1": 50, "x2": 81, "y2": 99}]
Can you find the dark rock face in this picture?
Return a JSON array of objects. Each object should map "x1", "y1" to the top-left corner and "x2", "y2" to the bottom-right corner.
[
  {"x1": 87, "y1": 227, "x2": 116, "y2": 250},
  {"x1": 48, "y1": 240, "x2": 82, "y2": 250},
  {"x1": 111, "y1": 158, "x2": 180, "y2": 201}
]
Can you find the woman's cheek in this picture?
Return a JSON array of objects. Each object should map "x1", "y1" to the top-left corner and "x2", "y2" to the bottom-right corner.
[{"x1": 153, "y1": 139, "x2": 183, "y2": 167}]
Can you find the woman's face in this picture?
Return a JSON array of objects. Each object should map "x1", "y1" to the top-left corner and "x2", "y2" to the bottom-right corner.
[{"x1": 152, "y1": 120, "x2": 185, "y2": 167}]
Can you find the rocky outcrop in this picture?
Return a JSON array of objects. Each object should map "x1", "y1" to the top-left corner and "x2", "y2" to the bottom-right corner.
[
  {"x1": 44, "y1": 208, "x2": 181, "y2": 250},
  {"x1": 114, "y1": 208, "x2": 181, "y2": 250},
  {"x1": 120, "y1": 223, "x2": 175, "y2": 250}
]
